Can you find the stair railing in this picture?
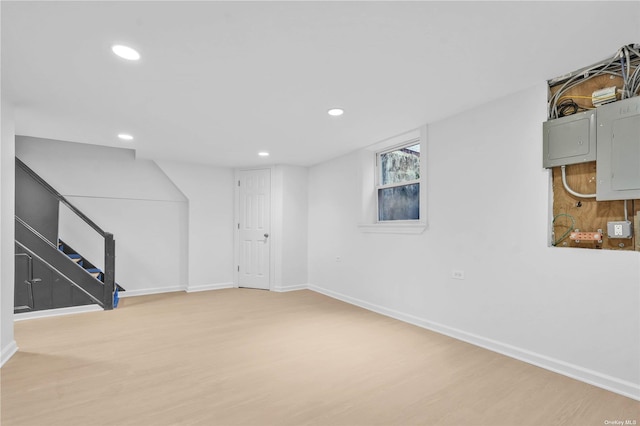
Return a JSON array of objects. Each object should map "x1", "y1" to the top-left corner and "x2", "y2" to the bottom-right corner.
[{"x1": 15, "y1": 158, "x2": 115, "y2": 309}]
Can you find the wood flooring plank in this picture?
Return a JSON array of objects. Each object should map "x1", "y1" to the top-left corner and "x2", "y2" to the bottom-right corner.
[{"x1": 1, "y1": 289, "x2": 638, "y2": 426}]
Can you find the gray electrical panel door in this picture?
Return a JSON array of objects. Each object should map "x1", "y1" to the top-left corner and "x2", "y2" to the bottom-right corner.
[
  {"x1": 596, "y1": 97, "x2": 640, "y2": 201},
  {"x1": 543, "y1": 110, "x2": 596, "y2": 168}
]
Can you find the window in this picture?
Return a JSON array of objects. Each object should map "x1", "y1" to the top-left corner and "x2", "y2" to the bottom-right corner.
[
  {"x1": 357, "y1": 126, "x2": 426, "y2": 233},
  {"x1": 377, "y1": 142, "x2": 421, "y2": 221}
]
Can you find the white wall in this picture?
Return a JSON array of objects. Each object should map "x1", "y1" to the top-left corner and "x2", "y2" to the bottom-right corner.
[
  {"x1": 16, "y1": 136, "x2": 188, "y2": 295},
  {"x1": 272, "y1": 165, "x2": 308, "y2": 291},
  {"x1": 156, "y1": 160, "x2": 234, "y2": 291},
  {"x1": 307, "y1": 83, "x2": 640, "y2": 400},
  {"x1": 1, "y1": 98, "x2": 18, "y2": 366}
]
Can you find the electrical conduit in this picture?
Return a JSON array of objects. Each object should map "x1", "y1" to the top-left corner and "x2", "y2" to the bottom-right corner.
[{"x1": 560, "y1": 165, "x2": 596, "y2": 198}]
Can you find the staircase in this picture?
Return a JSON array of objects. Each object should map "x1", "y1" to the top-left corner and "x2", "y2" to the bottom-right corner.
[
  {"x1": 14, "y1": 158, "x2": 123, "y2": 313},
  {"x1": 58, "y1": 240, "x2": 104, "y2": 280},
  {"x1": 58, "y1": 239, "x2": 124, "y2": 295}
]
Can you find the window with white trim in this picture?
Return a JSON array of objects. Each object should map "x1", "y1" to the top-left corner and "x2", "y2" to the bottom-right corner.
[
  {"x1": 357, "y1": 126, "x2": 426, "y2": 233},
  {"x1": 376, "y1": 141, "x2": 421, "y2": 221}
]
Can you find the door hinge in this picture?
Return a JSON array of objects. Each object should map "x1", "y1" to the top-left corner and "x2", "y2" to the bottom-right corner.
[
  {"x1": 237, "y1": 265, "x2": 239, "y2": 272},
  {"x1": 238, "y1": 180, "x2": 240, "y2": 187},
  {"x1": 237, "y1": 223, "x2": 240, "y2": 229}
]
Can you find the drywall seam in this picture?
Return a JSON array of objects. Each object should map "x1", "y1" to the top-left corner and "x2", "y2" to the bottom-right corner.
[
  {"x1": 153, "y1": 160, "x2": 190, "y2": 202},
  {"x1": 59, "y1": 195, "x2": 188, "y2": 203}
]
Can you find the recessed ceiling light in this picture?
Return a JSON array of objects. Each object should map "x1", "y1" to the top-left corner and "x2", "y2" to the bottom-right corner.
[
  {"x1": 118, "y1": 133, "x2": 134, "y2": 141},
  {"x1": 327, "y1": 108, "x2": 344, "y2": 116},
  {"x1": 258, "y1": 152, "x2": 270, "y2": 157},
  {"x1": 111, "y1": 44, "x2": 140, "y2": 61}
]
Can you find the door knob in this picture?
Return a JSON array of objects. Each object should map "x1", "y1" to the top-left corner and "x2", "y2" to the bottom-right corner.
[{"x1": 264, "y1": 233, "x2": 269, "y2": 238}]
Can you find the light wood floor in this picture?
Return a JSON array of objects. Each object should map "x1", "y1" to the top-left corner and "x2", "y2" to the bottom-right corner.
[{"x1": 1, "y1": 289, "x2": 638, "y2": 426}]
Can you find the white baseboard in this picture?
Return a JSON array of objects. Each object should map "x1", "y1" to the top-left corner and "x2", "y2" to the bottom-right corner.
[
  {"x1": 186, "y1": 282, "x2": 235, "y2": 293},
  {"x1": 308, "y1": 284, "x2": 640, "y2": 401},
  {"x1": 1, "y1": 340, "x2": 18, "y2": 368},
  {"x1": 118, "y1": 286, "x2": 186, "y2": 298},
  {"x1": 14, "y1": 304, "x2": 103, "y2": 321},
  {"x1": 272, "y1": 283, "x2": 308, "y2": 292}
]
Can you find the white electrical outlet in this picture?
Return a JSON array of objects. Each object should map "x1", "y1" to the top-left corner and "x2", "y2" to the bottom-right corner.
[
  {"x1": 607, "y1": 221, "x2": 632, "y2": 239},
  {"x1": 452, "y1": 270, "x2": 465, "y2": 280}
]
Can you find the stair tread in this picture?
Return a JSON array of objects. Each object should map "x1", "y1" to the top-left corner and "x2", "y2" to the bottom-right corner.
[{"x1": 57, "y1": 240, "x2": 117, "y2": 288}]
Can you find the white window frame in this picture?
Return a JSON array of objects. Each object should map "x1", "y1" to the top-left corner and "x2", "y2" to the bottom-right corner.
[
  {"x1": 376, "y1": 139, "x2": 421, "y2": 223},
  {"x1": 358, "y1": 126, "x2": 427, "y2": 234}
]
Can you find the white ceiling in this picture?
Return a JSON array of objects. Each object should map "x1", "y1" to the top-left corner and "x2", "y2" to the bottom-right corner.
[{"x1": 3, "y1": 1, "x2": 639, "y2": 167}]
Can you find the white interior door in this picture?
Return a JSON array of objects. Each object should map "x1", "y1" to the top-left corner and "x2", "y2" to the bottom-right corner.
[{"x1": 238, "y1": 169, "x2": 271, "y2": 290}]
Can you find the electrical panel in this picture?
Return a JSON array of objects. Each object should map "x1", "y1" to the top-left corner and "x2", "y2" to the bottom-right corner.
[
  {"x1": 596, "y1": 97, "x2": 640, "y2": 201},
  {"x1": 546, "y1": 44, "x2": 640, "y2": 252},
  {"x1": 543, "y1": 110, "x2": 596, "y2": 168}
]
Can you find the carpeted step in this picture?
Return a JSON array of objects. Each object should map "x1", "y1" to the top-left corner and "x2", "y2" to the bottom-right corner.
[
  {"x1": 67, "y1": 253, "x2": 83, "y2": 265},
  {"x1": 85, "y1": 268, "x2": 103, "y2": 280}
]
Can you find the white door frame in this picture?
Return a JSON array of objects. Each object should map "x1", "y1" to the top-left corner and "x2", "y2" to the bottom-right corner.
[{"x1": 233, "y1": 167, "x2": 274, "y2": 290}]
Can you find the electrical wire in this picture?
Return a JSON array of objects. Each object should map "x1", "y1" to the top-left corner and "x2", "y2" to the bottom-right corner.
[
  {"x1": 630, "y1": 63, "x2": 640, "y2": 95},
  {"x1": 628, "y1": 44, "x2": 640, "y2": 58},
  {"x1": 621, "y1": 54, "x2": 628, "y2": 99},
  {"x1": 557, "y1": 95, "x2": 594, "y2": 101},
  {"x1": 560, "y1": 165, "x2": 596, "y2": 198},
  {"x1": 552, "y1": 213, "x2": 576, "y2": 246},
  {"x1": 624, "y1": 47, "x2": 632, "y2": 98},
  {"x1": 548, "y1": 44, "x2": 640, "y2": 119},
  {"x1": 548, "y1": 53, "x2": 620, "y2": 118},
  {"x1": 550, "y1": 66, "x2": 614, "y2": 117},
  {"x1": 556, "y1": 99, "x2": 590, "y2": 117}
]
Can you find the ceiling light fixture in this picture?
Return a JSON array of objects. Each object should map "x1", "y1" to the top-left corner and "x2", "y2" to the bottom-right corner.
[
  {"x1": 327, "y1": 108, "x2": 344, "y2": 117},
  {"x1": 118, "y1": 133, "x2": 134, "y2": 141},
  {"x1": 111, "y1": 44, "x2": 140, "y2": 61},
  {"x1": 258, "y1": 152, "x2": 270, "y2": 157}
]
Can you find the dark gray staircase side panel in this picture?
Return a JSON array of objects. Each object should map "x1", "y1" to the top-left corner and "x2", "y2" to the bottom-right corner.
[
  {"x1": 15, "y1": 162, "x2": 60, "y2": 245},
  {"x1": 70, "y1": 284, "x2": 95, "y2": 307},
  {"x1": 31, "y1": 262, "x2": 53, "y2": 310},
  {"x1": 15, "y1": 243, "x2": 100, "y2": 312},
  {"x1": 14, "y1": 253, "x2": 32, "y2": 311},
  {"x1": 16, "y1": 220, "x2": 104, "y2": 306}
]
